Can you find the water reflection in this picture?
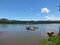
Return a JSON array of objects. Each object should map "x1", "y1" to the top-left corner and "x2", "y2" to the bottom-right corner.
[
  {"x1": 0, "y1": 24, "x2": 8, "y2": 30},
  {"x1": 26, "y1": 29, "x2": 37, "y2": 31}
]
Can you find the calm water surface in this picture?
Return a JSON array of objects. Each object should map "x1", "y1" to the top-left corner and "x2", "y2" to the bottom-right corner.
[{"x1": 0, "y1": 24, "x2": 60, "y2": 45}]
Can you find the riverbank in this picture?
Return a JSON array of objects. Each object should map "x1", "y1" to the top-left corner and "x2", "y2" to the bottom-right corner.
[{"x1": 40, "y1": 34, "x2": 60, "y2": 45}]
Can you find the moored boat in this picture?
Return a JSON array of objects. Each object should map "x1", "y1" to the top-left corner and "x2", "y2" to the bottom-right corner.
[{"x1": 26, "y1": 26, "x2": 38, "y2": 30}]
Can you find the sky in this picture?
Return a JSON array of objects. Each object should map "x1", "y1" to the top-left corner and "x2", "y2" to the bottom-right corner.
[{"x1": 0, "y1": 0, "x2": 60, "y2": 21}]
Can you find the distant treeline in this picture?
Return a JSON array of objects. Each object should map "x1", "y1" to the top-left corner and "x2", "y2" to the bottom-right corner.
[{"x1": 0, "y1": 18, "x2": 60, "y2": 24}]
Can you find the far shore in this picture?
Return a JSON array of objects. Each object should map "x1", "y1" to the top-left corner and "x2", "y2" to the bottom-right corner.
[{"x1": 0, "y1": 18, "x2": 60, "y2": 24}]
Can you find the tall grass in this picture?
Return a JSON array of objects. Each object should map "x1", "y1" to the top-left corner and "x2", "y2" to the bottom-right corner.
[{"x1": 40, "y1": 35, "x2": 60, "y2": 45}]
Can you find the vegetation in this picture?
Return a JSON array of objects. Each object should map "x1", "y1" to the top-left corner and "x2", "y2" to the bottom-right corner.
[
  {"x1": 0, "y1": 18, "x2": 60, "y2": 24},
  {"x1": 40, "y1": 33, "x2": 60, "y2": 45}
]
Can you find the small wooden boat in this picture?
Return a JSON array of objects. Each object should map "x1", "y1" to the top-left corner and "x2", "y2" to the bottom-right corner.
[
  {"x1": 26, "y1": 27, "x2": 35, "y2": 30},
  {"x1": 26, "y1": 26, "x2": 38, "y2": 30},
  {"x1": 32, "y1": 26, "x2": 38, "y2": 29}
]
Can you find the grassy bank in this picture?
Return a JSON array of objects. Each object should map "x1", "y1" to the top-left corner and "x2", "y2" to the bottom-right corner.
[{"x1": 40, "y1": 35, "x2": 60, "y2": 45}]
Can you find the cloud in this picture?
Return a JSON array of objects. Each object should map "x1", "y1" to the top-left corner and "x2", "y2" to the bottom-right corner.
[
  {"x1": 36, "y1": 14, "x2": 40, "y2": 16},
  {"x1": 41, "y1": 8, "x2": 50, "y2": 13},
  {"x1": 30, "y1": 18, "x2": 40, "y2": 21},
  {"x1": 45, "y1": 15, "x2": 60, "y2": 20},
  {"x1": 16, "y1": 19, "x2": 20, "y2": 20},
  {"x1": 16, "y1": 18, "x2": 40, "y2": 21},
  {"x1": 19, "y1": 19, "x2": 30, "y2": 21}
]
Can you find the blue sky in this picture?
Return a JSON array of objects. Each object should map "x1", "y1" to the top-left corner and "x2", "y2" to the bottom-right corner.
[{"x1": 0, "y1": 0, "x2": 60, "y2": 20}]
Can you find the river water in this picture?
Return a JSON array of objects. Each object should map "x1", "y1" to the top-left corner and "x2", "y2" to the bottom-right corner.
[{"x1": 0, "y1": 24, "x2": 60, "y2": 45}]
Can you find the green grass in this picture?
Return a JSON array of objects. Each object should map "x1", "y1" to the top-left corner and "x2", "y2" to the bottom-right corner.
[{"x1": 40, "y1": 35, "x2": 60, "y2": 45}]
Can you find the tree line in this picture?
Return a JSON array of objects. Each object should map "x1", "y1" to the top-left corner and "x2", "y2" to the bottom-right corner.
[{"x1": 0, "y1": 18, "x2": 60, "y2": 24}]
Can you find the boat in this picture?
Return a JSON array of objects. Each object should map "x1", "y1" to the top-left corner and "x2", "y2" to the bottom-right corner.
[
  {"x1": 26, "y1": 26, "x2": 35, "y2": 30},
  {"x1": 26, "y1": 26, "x2": 38, "y2": 30},
  {"x1": 32, "y1": 26, "x2": 38, "y2": 29}
]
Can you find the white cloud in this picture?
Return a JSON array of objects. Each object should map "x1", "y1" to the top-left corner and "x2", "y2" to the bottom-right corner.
[
  {"x1": 19, "y1": 19, "x2": 30, "y2": 21},
  {"x1": 41, "y1": 8, "x2": 50, "y2": 13},
  {"x1": 31, "y1": 18, "x2": 40, "y2": 21},
  {"x1": 45, "y1": 15, "x2": 60, "y2": 20},
  {"x1": 16, "y1": 19, "x2": 20, "y2": 20},
  {"x1": 16, "y1": 18, "x2": 40, "y2": 21},
  {"x1": 36, "y1": 14, "x2": 40, "y2": 15}
]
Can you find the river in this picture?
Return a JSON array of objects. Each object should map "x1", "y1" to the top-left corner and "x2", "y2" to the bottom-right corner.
[{"x1": 0, "y1": 24, "x2": 59, "y2": 45}]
